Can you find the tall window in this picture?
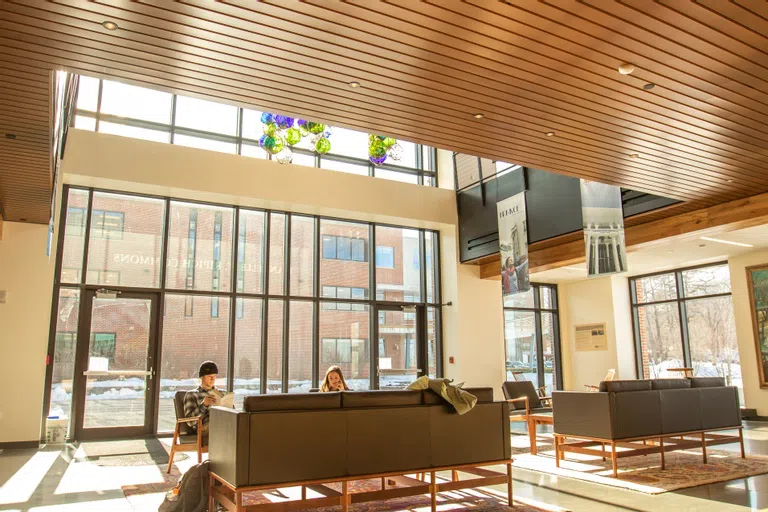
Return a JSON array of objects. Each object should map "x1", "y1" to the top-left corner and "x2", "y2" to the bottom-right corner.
[
  {"x1": 503, "y1": 284, "x2": 562, "y2": 394},
  {"x1": 74, "y1": 75, "x2": 438, "y2": 186},
  {"x1": 46, "y1": 186, "x2": 442, "y2": 433},
  {"x1": 630, "y1": 263, "x2": 741, "y2": 398}
]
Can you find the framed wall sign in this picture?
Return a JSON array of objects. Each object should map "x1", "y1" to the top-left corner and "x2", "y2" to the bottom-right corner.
[{"x1": 747, "y1": 264, "x2": 768, "y2": 388}]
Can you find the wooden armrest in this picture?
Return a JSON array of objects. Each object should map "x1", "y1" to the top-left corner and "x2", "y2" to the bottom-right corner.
[
  {"x1": 507, "y1": 397, "x2": 528, "y2": 403},
  {"x1": 176, "y1": 416, "x2": 202, "y2": 424},
  {"x1": 540, "y1": 396, "x2": 552, "y2": 401},
  {"x1": 584, "y1": 385, "x2": 599, "y2": 391}
]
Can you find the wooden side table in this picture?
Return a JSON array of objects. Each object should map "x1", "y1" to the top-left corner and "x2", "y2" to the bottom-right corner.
[
  {"x1": 667, "y1": 367, "x2": 694, "y2": 378},
  {"x1": 527, "y1": 412, "x2": 554, "y2": 455}
]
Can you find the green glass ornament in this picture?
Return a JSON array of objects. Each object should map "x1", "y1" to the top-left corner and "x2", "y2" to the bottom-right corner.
[
  {"x1": 263, "y1": 122, "x2": 277, "y2": 137},
  {"x1": 315, "y1": 137, "x2": 331, "y2": 154},
  {"x1": 263, "y1": 135, "x2": 284, "y2": 155},
  {"x1": 309, "y1": 122, "x2": 326, "y2": 135},
  {"x1": 382, "y1": 137, "x2": 396, "y2": 147},
  {"x1": 285, "y1": 127, "x2": 302, "y2": 146},
  {"x1": 369, "y1": 138, "x2": 386, "y2": 158}
]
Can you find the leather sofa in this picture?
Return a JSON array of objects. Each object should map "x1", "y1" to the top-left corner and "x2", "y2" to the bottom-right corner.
[
  {"x1": 208, "y1": 387, "x2": 511, "y2": 488},
  {"x1": 552, "y1": 377, "x2": 741, "y2": 440}
]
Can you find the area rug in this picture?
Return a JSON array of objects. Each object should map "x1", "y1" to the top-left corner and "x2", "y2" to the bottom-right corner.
[
  {"x1": 238, "y1": 477, "x2": 568, "y2": 511},
  {"x1": 77, "y1": 439, "x2": 186, "y2": 466},
  {"x1": 125, "y1": 472, "x2": 569, "y2": 512},
  {"x1": 510, "y1": 432, "x2": 768, "y2": 494}
]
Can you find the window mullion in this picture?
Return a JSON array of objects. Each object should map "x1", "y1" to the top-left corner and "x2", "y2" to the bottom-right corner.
[{"x1": 676, "y1": 271, "x2": 692, "y2": 369}]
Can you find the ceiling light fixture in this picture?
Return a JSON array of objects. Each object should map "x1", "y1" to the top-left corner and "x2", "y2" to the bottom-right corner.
[
  {"x1": 102, "y1": 20, "x2": 119, "y2": 30},
  {"x1": 643, "y1": 83, "x2": 655, "y2": 91},
  {"x1": 348, "y1": 81, "x2": 360, "y2": 88},
  {"x1": 629, "y1": 153, "x2": 639, "y2": 159},
  {"x1": 727, "y1": 179, "x2": 735, "y2": 183},
  {"x1": 545, "y1": 131, "x2": 555, "y2": 137},
  {"x1": 618, "y1": 63, "x2": 635, "y2": 75},
  {"x1": 5, "y1": 133, "x2": 16, "y2": 139},
  {"x1": 473, "y1": 113, "x2": 484, "y2": 119},
  {"x1": 700, "y1": 236, "x2": 753, "y2": 248}
]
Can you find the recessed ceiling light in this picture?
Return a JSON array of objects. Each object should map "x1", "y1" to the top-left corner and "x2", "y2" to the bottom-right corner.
[
  {"x1": 473, "y1": 113, "x2": 484, "y2": 119},
  {"x1": 629, "y1": 153, "x2": 639, "y2": 159},
  {"x1": 700, "y1": 236, "x2": 753, "y2": 248},
  {"x1": 545, "y1": 131, "x2": 555, "y2": 137},
  {"x1": 727, "y1": 179, "x2": 734, "y2": 183},
  {"x1": 5, "y1": 133, "x2": 16, "y2": 139},
  {"x1": 618, "y1": 63, "x2": 635, "y2": 75},
  {"x1": 643, "y1": 83, "x2": 655, "y2": 91},
  {"x1": 102, "y1": 21, "x2": 119, "y2": 30},
  {"x1": 348, "y1": 81, "x2": 360, "y2": 88}
]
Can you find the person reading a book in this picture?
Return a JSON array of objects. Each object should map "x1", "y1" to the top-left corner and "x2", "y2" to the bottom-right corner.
[
  {"x1": 320, "y1": 365, "x2": 350, "y2": 392},
  {"x1": 183, "y1": 360, "x2": 223, "y2": 434}
]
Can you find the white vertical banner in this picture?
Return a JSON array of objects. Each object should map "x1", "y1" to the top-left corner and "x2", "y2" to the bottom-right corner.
[
  {"x1": 580, "y1": 180, "x2": 628, "y2": 277},
  {"x1": 497, "y1": 192, "x2": 530, "y2": 297}
]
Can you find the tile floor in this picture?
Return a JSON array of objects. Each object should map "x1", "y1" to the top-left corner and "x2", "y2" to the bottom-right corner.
[{"x1": 1, "y1": 422, "x2": 768, "y2": 511}]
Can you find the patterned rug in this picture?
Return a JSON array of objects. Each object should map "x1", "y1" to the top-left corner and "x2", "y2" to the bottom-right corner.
[
  {"x1": 237, "y1": 477, "x2": 568, "y2": 511},
  {"x1": 510, "y1": 432, "x2": 768, "y2": 494},
  {"x1": 124, "y1": 468, "x2": 569, "y2": 511}
]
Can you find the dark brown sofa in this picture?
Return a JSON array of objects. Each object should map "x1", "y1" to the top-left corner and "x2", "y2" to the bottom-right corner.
[
  {"x1": 552, "y1": 377, "x2": 744, "y2": 476},
  {"x1": 209, "y1": 388, "x2": 509, "y2": 487}
]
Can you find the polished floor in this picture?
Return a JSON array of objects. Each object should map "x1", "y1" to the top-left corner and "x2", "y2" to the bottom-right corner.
[{"x1": 1, "y1": 422, "x2": 768, "y2": 511}]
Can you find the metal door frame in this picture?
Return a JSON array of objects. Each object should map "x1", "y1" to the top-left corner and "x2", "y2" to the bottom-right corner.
[
  {"x1": 372, "y1": 303, "x2": 427, "y2": 390},
  {"x1": 71, "y1": 289, "x2": 161, "y2": 441}
]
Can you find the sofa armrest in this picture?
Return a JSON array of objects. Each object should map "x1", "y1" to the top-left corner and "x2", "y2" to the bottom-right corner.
[
  {"x1": 209, "y1": 407, "x2": 250, "y2": 487},
  {"x1": 552, "y1": 391, "x2": 614, "y2": 440}
]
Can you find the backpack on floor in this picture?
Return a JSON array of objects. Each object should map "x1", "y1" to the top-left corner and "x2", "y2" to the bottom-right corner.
[{"x1": 164, "y1": 460, "x2": 211, "y2": 512}]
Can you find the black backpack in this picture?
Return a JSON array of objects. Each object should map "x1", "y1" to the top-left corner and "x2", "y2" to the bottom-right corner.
[{"x1": 163, "y1": 460, "x2": 211, "y2": 512}]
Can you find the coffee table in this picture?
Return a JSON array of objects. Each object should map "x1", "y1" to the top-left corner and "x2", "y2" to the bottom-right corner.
[{"x1": 527, "y1": 412, "x2": 553, "y2": 455}]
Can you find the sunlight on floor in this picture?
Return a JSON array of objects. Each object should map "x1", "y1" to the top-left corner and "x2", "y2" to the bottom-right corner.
[
  {"x1": 0, "y1": 451, "x2": 59, "y2": 505},
  {"x1": 28, "y1": 497, "x2": 133, "y2": 511}
]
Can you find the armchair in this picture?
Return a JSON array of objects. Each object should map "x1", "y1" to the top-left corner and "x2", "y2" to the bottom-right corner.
[
  {"x1": 167, "y1": 390, "x2": 209, "y2": 474},
  {"x1": 585, "y1": 369, "x2": 616, "y2": 391}
]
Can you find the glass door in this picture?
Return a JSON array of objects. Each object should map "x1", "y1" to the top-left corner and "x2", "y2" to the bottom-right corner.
[
  {"x1": 375, "y1": 305, "x2": 425, "y2": 389},
  {"x1": 72, "y1": 290, "x2": 159, "y2": 440}
]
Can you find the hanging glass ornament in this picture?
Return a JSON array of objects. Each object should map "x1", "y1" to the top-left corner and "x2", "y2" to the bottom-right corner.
[
  {"x1": 276, "y1": 147, "x2": 293, "y2": 164},
  {"x1": 315, "y1": 137, "x2": 331, "y2": 154},
  {"x1": 259, "y1": 113, "x2": 333, "y2": 163},
  {"x1": 274, "y1": 115, "x2": 295, "y2": 129},
  {"x1": 285, "y1": 127, "x2": 302, "y2": 146},
  {"x1": 368, "y1": 133, "x2": 401, "y2": 165},
  {"x1": 387, "y1": 143, "x2": 403, "y2": 161}
]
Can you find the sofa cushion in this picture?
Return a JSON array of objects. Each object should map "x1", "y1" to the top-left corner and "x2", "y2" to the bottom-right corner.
[
  {"x1": 659, "y1": 388, "x2": 702, "y2": 433},
  {"x1": 422, "y1": 389, "x2": 443, "y2": 405},
  {"x1": 599, "y1": 379, "x2": 652, "y2": 393},
  {"x1": 612, "y1": 390, "x2": 662, "y2": 438},
  {"x1": 690, "y1": 377, "x2": 726, "y2": 388},
  {"x1": 652, "y1": 379, "x2": 691, "y2": 390},
  {"x1": 244, "y1": 392, "x2": 341, "y2": 412},
  {"x1": 342, "y1": 390, "x2": 422, "y2": 408},
  {"x1": 699, "y1": 387, "x2": 741, "y2": 429},
  {"x1": 462, "y1": 387, "x2": 494, "y2": 403}
]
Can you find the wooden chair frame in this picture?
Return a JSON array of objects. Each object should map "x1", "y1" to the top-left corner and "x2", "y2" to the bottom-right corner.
[
  {"x1": 167, "y1": 415, "x2": 208, "y2": 474},
  {"x1": 507, "y1": 396, "x2": 552, "y2": 455},
  {"x1": 209, "y1": 460, "x2": 514, "y2": 512}
]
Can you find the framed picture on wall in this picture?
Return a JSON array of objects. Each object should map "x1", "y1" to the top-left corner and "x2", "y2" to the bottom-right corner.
[{"x1": 747, "y1": 264, "x2": 768, "y2": 388}]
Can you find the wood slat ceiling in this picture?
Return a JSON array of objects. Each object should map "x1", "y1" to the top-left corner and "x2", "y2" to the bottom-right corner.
[
  {"x1": 1, "y1": 0, "x2": 767, "y2": 224},
  {"x1": 0, "y1": 62, "x2": 52, "y2": 224}
]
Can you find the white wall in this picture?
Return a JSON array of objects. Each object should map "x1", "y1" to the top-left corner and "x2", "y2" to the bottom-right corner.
[
  {"x1": 557, "y1": 275, "x2": 637, "y2": 390},
  {"x1": 0, "y1": 222, "x2": 57, "y2": 443},
  {"x1": 729, "y1": 250, "x2": 768, "y2": 415},
  {"x1": 62, "y1": 130, "x2": 457, "y2": 229}
]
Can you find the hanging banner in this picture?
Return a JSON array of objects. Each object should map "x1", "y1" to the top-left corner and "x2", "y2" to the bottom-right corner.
[
  {"x1": 580, "y1": 180, "x2": 628, "y2": 277},
  {"x1": 497, "y1": 192, "x2": 530, "y2": 296}
]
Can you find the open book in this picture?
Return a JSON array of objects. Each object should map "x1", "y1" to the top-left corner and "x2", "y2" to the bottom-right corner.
[{"x1": 210, "y1": 389, "x2": 235, "y2": 409}]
